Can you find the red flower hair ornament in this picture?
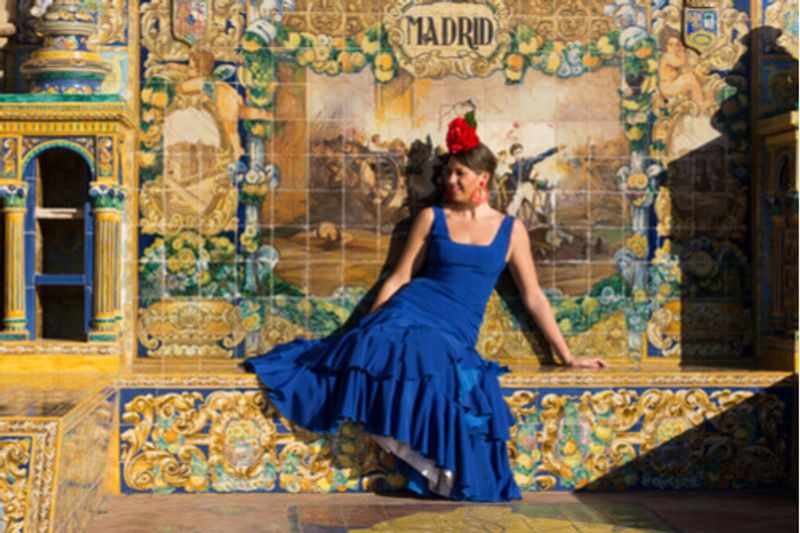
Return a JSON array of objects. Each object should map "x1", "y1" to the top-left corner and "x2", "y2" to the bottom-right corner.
[{"x1": 446, "y1": 111, "x2": 480, "y2": 154}]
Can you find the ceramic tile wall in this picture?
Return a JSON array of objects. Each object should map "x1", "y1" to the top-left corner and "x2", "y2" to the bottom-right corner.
[
  {"x1": 116, "y1": 373, "x2": 796, "y2": 494},
  {"x1": 133, "y1": 0, "x2": 767, "y2": 365}
]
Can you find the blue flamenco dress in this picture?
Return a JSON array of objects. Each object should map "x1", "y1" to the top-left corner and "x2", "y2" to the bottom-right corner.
[{"x1": 243, "y1": 205, "x2": 522, "y2": 501}]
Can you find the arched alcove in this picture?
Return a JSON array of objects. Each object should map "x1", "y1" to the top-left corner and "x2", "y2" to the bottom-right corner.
[{"x1": 24, "y1": 146, "x2": 94, "y2": 341}]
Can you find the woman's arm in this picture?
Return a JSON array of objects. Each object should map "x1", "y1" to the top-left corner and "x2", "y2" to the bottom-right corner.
[
  {"x1": 506, "y1": 219, "x2": 607, "y2": 368},
  {"x1": 368, "y1": 207, "x2": 435, "y2": 313}
]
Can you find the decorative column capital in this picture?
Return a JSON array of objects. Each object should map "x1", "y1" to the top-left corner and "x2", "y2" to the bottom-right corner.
[
  {"x1": 21, "y1": 0, "x2": 110, "y2": 94},
  {"x1": 0, "y1": 184, "x2": 27, "y2": 208},
  {"x1": 89, "y1": 182, "x2": 126, "y2": 210}
]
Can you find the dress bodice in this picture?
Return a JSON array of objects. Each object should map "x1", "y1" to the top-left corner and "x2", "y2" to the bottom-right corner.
[
  {"x1": 359, "y1": 206, "x2": 514, "y2": 347},
  {"x1": 421, "y1": 205, "x2": 513, "y2": 311}
]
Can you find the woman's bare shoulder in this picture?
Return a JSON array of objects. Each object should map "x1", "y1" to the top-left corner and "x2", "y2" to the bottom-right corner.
[
  {"x1": 417, "y1": 205, "x2": 436, "y2": 217},
  {"x1": 414, "y1": 206, "x2": 436, "y2": 223},
  {"x1": 503, "y1": 215, "x2": 525, "y2": 246},
  {"x1": 409, "y1": 206, "x2": 436, "y2": 232}
]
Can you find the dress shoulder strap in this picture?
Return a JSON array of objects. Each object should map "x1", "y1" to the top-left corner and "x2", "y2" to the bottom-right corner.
[
  {"x1": 503, "y1": 215, "x2": 514, "y2": 236},
  {"x1": 495, "y1": 215, "x2": 515, "y2": 254},
  {"x1": 429, "y1": 205, "x2": 445, "y2": 236}
]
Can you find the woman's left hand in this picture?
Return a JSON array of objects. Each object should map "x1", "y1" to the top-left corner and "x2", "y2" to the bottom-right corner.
[{"x1": 563, "y1": 356, "x2": 608, "y2": 368}]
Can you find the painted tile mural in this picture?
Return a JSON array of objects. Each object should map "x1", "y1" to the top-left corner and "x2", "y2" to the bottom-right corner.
[{"x1": 136, "y1": 0, "x2": 756, "y2": 363}]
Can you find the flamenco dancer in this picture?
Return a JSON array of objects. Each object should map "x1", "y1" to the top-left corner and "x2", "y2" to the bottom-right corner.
[{"x1": 243, "y1": 113, "x2": 607, "y2": 502}]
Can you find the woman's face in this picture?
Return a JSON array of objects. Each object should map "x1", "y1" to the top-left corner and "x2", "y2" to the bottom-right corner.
[{"x1": 444, "y1": 159, "x2": 486, "y2": 204}]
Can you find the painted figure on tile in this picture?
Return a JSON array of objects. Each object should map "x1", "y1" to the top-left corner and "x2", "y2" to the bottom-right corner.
[
  {"x1": 159, "y1": 48, "x2": 243, "y2": 227},
  {"x1": 657, "y1": 31, "x2": 715, "y2": 113},
  {"x1": 652, "y1": 26, "x2": 724, "y2": 160},
  {"x1": 348, "y1": 133, "x2": 408, "y2": 208},
  {"x1": 501, "y1": 143, "x2": 559, "y2": 225},
  {"x1": 169, "y1": 49, "x2": 243, "y2": 160},
  {"x1": 652, "y1": 0, "x2": 750, "y2": 163},
  {"x1": 310, "y1": 129, "x2": 410, "y2": 229},
  {"x1": 509, "y1": 143, "x2": 558, "y2": 189}
]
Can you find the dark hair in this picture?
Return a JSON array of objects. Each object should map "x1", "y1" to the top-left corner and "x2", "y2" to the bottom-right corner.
[
  {"x1": 657, "y1": 28, "x2": 682, "y2": 53},
  {"x1": 189, "y1": 49, "x2": 215, "y2": 76},
  {"x1": 448, "y1": 142, "x2": 497, "y2": 179}
]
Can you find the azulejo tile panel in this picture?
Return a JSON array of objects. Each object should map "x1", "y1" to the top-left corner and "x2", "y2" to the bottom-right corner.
[
  {"x1": 134, "y1": 0, "x2": 757, "y2": 365},
  {"x1": 118, "y1": 372, "x2": 795, "y2": 494},
  {"x1": 507, "y1": 384, "x2": 792, "y2": 491},
  {"x1": 119, "y1": 386, "x2": 401, "y2": 494}
]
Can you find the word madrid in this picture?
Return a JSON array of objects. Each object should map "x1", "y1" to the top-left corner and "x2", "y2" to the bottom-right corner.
[{"x1": 404, "y1": 15, "x2": 495, "y2": 50}]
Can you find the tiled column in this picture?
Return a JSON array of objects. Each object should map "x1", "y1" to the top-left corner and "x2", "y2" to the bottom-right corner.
[
  {"x1": 0, "y1": 185, "x2": 28, "y2": 339},
  {"x1": 20, "y1": 1, "x2": 109, "y2": 94},
  {"x1": 88, "y1": 183, "x2": 125, "y2": 341}
]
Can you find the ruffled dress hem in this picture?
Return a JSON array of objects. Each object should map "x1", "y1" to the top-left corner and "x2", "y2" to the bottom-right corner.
[{"x1": 243, "y1": 321, "x2": 522, "y2": 502}]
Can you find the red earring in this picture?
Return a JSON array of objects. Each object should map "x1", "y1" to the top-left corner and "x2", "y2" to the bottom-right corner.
[{"x1": 470, "y1": 181, "x2": 487, "y2": 204}]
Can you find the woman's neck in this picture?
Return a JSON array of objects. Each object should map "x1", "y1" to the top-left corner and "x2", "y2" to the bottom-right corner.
[{"x1": 446, "y1": 202, "x2": 492, "y2": 218}]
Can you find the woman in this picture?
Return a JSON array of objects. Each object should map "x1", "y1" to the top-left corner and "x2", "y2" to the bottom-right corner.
[{"x1": 243, "y1": 115, "x2": 607, "y2": 502}]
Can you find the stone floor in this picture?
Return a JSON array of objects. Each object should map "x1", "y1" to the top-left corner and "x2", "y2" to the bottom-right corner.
[{"x1": 89, "y1": 490, "x2": 797, "y2": 532}]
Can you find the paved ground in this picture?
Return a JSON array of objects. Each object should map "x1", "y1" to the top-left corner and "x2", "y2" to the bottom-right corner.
[{"x1": 88, "y1": 490, "x2": 797, "y2": 532}]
